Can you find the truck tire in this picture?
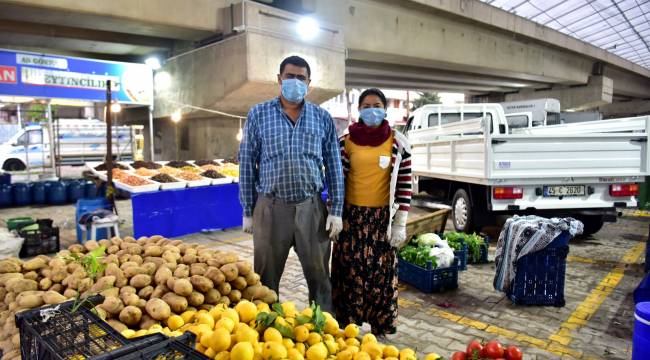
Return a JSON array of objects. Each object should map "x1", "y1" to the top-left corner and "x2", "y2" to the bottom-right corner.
[
  {"x1": 452, "y1": 189, "x2": 474, "y2": 233},
  {"x1": 576, "y1": 215, "x2": 604, "y2": 236},
  {"x1": 3, "y1": 159, "x2": 26, "y2": 171}
]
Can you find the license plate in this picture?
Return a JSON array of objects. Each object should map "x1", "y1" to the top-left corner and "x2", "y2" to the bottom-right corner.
[{"x1": 543, "y1": 185, "x2": 585, "y2": 197}]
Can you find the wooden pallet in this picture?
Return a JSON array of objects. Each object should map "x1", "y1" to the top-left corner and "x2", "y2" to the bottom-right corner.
[{"x1": 405, "y1": 208, "x2": 450, "y2": 238}]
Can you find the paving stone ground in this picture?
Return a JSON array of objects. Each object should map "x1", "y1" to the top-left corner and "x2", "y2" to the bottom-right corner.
[{"x1": 1, "y1": 200, "x2": 647, "y2": 360}]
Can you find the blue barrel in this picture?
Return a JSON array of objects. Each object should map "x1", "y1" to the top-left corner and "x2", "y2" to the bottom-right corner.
[
  {"x1": 634, "y1": 302, "x2": 650, "y2": 359},
  {"x1": 84, "y1": 181, "x2": 98, "y2": 198},
  {"x1": 31, "y1": 182, "x2": 46, "y2": 204},
  {"x1": 67, "y1": 180, "x2": 85, "y2": 203},
  {"x1": 12, "y1": 183, "x2": 31, "y2": 206},
  {"x1": 47, "y1": 181, "x2": 68, "y2": 205},
  {"x1": 76, "y1": 198, "x2": 112, "y2": 243},
  {"x1": 0, "y1": 173, "x2": 10, "y2": 186},
  {"x1": 0, "y1": 184, "x2": 12, "y2": 207}
]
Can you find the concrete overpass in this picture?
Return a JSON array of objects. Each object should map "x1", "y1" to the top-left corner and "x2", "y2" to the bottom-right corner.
[{"x1": 1, "y1": 0, "x2": 649, "y2": 158}]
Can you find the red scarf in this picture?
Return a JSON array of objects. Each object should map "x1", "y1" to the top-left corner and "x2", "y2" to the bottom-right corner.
[{"x1": 348, "y1": 120, "x2": 391, "y2": 146}]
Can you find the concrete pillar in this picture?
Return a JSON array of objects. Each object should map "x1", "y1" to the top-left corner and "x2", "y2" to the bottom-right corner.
[{"x1": 505, "y1": 76, "x2": 613, "y2": 110}]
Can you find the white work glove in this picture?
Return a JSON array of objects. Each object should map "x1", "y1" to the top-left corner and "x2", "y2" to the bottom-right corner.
[
  {"x1": 389, "y1": 210, "x2": 409, "y2": 249},
  {"x1": 242, "y1": 216, "x2": 253, "y2": 234},
  {"x1": 325, "y1": 215, "x2": 343, "y2": 240}
]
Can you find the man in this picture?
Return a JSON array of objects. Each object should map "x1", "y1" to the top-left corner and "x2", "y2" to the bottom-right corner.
[{"x1": 239, "y1": 55, "x2": 344, "y2": 311}]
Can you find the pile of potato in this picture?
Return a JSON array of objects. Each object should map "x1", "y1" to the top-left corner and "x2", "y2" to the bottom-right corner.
[{"x1": 0, "y1": 235, "x2": 277, "y2": 360}]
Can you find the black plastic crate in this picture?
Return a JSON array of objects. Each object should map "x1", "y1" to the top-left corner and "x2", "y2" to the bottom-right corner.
[
  {"x1": 398, "y1": 257, "x2": 459, "y2": 293},
  {"x1": 19, "y1": 227, "x2": 60, "y2": 258},
  {"x1": 468, "y1": 236, "x2": 490, "y2": 264},
  {"x1": 15, "y1": 295, "x2": 166, "y2": 360},
  {"x1": 453, "y1": 242, "x2": 468, "y2": 271},
  {"x1": 108, "y1": 333, "x2": 209, "y2": 360}
]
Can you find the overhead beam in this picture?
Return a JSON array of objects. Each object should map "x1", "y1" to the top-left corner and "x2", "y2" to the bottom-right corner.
[
  {"x1": 505, "y1": 76, "x2": 613, "y2": 111},
  {"x1": 598, "y1": 100, "x2": 650, "y2": 118},
  {"x1": 346, "y1": 76, "x2": 514, "y2": 92}
]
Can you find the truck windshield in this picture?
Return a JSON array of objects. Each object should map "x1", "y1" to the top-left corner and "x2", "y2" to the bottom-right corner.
[
  {"x1": 14, "y1": 133, "x2": 27, "y2": 146},
  {"x1": 29, "y1": 130, "x2": 43, "y2": 145}
]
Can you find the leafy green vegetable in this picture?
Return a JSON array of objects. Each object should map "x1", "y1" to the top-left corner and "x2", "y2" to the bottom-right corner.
[
  {"x1": 256, "y1": 311, "x2": 278, "y2": 329},
  {"x1": 398, "y1": 244, "x2": 438, "y2": 268},
  {"x1": 272, "y1": 303, "x2": 285, "y2": 317},
  {"x1": 310, "y1": 302, "x2": 326, "y2": 333},
  {"x1": 64, "y1": 246, "x2": 107, "y2": 313},
  {"x1": 414, "y1": 233, "x2": 440, "y2": 246},
  {"x1": 444, "y1": 232, "x2": 485, "y2": 262},
  {"x1": 274, "y1": 322, "x2": 295, "y2": 339}
]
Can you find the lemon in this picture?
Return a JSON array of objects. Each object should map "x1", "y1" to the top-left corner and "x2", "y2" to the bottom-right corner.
[
  {"x1": 216, "y1": 317, "x2": 236, "y2": 333},
  {"x1": 205, "y1": 348, "x2": 217, "y2": 358},
  {"x1": 197, "y1": 343, "x2": 206, "y2": 353},
  {"x1": 353, "y1": 351, "x2": 370, "y2": 360},
  {"x1": 196, "y1": 324, "x2": 213, "y2": 339},
  {"x1": 121, "y1": 329, "x2": 135, "y2": 339},
  {"x1": 283, "y1": 338, "x2": 295, "y2": 350},
  {"x1": 257, "y1": 302, "x2": 271, "y2": 313},
  {"x1": 293, "y1": 325, "x2": 310, "y2": 342},
  {"x1": 307, "y1": 332, "x2": 322, "y2": 346},
  {"x1": 343, "y1": 324, "x2": 359, "y2": 339},
  {"x1": 235, "y1": 324, "x2": 259, "y2": 344},
  {"x1": 181, "y1": 310, "x2": 197, "y2": 324},
  {"x1": 149, "y1": 324, "x2": 163, "y2": 330},
  {"x1": 231, "y1": 342, "x2": 255, "y2": 360},
  {"x1": 336, "y1": 350, "x2": 353, "y2": 360},
  {"x1": 197, "y1": 312, "x2": 216, "y2": 329},
  {"x1": 262, "y1": 341, "x2": 288, "y2": 360},
  {"x1": 209, "y1": 327, "x2": 232, "y2": 352},
  {"x1": 323, "y1": 318, "x2": 339, "y2": 335},
  {"x1": 263, "y1": 327, "x2": 283, "y2": 343},
  {"x1": 222, "y1": 308, "x2": 240, "y2": 324},
  {"x1": 210, "y1": 306, "x2": 225, "y2": 321},
  {"x1": 306, "y1": 342, "x2": 328, "y2": 360},
  {"x1": 345, "y1": 338, "x2": 360, "y2": 347},
  {"x1": 288, "y1": 348, "x2": 305, "y2": 360},
  {"x1": 361, "y1": 334, "x2": 376, "y2": 345},
  {"x1": 200, "y1": 330, "x2": 213, "y2": 349},
  {"x1": 300, "y1": 307, "x2": 313, "y2": 318},
  {"x1": 424, "y1": 354, "x2": 441, "y2": 360},
  {"x1": 361, "y1": 342, "x2": 381, "y2": 359},
  {"x1": 134, "y1": 329, "x2": 148, "y2": 337},
  {"x1": 324, "y1": 340, "x2": 338, "y2": 355},
  {"x1": 236, "y1": 300, "x2": 259, "y2": 324},
  {"x1": 383, "y1": 346, "x2": 399, "y2": 358},
  {"x1": 147, "y1": 328, "x2": 162, "y2": 335},
  {"x1": 322, "y1": 312, "x2": 333, "y2": 321},
  {"x1": 281, "y1": 301, "x2": 297, "y2": 318},
  {"x1": 399, "y1": 348, "x2": 416, "y2": 360},
  {"x1": 385, "y1": 357, "x2": 398, "y2": 360},
  {"x1": 323, "y1": 334, "x2": 335, "y2": 343},
  {"x1": 254, "y1": 353, "x2": 263, "y2": 360},
  {"x1": 166, "y1": 315, "x2": 184, "y2": 331},
  {"x1": 215, "y1": 351, "x2": 231, "y2": 360},
  {"x1": 336, "y1": 338, "x2": 347, "y2": 351},
  {"x1": 347, "y1": 346, "x2": 360, "y2": 355},
  {"x1": 295, "y1": 342, "x2": 306, "y2": 356}
]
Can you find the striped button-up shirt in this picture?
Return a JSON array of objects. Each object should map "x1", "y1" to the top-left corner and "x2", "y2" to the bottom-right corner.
[{"x1": 238, "y1": 97, "x2": 344, "y2": 217}]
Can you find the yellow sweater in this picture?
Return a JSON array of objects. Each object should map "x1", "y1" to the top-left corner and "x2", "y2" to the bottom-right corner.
[{"x1": 344, "y1": 134, "x2": 393, "y2": 207}]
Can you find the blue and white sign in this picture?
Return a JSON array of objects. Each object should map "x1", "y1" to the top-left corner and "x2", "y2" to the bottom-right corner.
[{"x1": 0, "y1": 49, "x2": 153, "y2": 105}]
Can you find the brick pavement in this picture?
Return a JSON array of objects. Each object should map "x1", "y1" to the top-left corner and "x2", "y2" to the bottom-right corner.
[{"x1": 1, "y1": 201, "x2": 647, "y2": 359}]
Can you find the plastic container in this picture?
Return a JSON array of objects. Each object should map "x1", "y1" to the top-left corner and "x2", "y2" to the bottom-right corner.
[
  {"x1": 76, "y1": 198, "x2": 112, "y2": 243},
  {"x1": 109, "y1": 332, "x2": 208, "y2": 360},
  {"x1": 32, "y1": 182, "x2": 47, "y2": 204},
  {"x1": 397, "y1": 257, "x2": 459, "y2": 293},
  {"x1": 468, "y1": 236, "x2": 491, "y2": 264},
  {"x1": 84, "y1": 181, "x2": 98, "y2": 198},
  {"x1": 46, "y1": 181, "x2": 68, "y2": 205},
  {"x1": 0, "y1": 184, "x2": 13, "y2": 207},
  {"x1": 506, "y1": 231, "x2": 572, "y2": 307},
  {"x1": 633, "y1": 302, "x2": 650, "y2": 360},
  {"x1": 67, "y1": 180, "x2": 85, "y2": 203},
  {"x1": 453, "y1": 242, "x2": 468, "y2": 271},
  {"x1": 0, "y1": 172, "x2": 10, "y2": 186},
  {"x1": 12, "y1": 182, "x2": 32, "y2": 206},
  {"x1": 7, "y1": 216, "x2": 35, "y2": 231},
  {"x1": 19, "y1": 227, "x2": 60, "y2": 258}
]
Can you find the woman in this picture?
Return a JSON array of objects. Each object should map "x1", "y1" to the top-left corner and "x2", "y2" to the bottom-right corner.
[{"x1": 331, "y1": 88, "x2": 412, "y2": 336}]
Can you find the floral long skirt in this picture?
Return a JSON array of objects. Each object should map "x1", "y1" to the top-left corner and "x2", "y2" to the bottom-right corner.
[{"x1": 331, "y1": 203, "x2": 398, "y2": 335}]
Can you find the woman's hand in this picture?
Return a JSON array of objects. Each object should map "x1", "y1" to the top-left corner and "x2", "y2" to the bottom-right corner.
[{"x1": 389, "y1": 225, "x2": 408, "y2": 248}]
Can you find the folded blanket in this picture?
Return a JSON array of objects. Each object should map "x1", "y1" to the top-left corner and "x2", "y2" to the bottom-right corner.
[{"x1": 493, "y1": 215, "x2": 583, "y2": 293}]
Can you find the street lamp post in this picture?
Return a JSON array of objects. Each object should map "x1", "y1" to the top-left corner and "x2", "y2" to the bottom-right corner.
[{"x1": 171, "y1": 110, "x2": 182, "y2": 160}]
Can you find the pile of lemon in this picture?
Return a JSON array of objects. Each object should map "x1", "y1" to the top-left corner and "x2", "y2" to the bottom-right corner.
[{"x1": 121, "y1": 300, "x2": 441, "y2": 360}]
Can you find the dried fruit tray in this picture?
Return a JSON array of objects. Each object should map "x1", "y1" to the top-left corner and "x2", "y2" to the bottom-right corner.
[
  {"x1": 113, "y1": 174, "x2": 161, "y2": 193},
  {"x1": 210, "y1": 177, "x2": 232, "y2": 185},
  {"x1": 184, "y1": 178, "x2": 212, "y2": 187}
]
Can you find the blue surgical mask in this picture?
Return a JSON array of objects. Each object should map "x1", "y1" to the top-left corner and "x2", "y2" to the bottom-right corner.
[
  {"x1": 281, "y1": 78, "x2": 308, "y2": 103},
  {"x1": 359, "y1": 108, "x2": 386, "y2": 127}
]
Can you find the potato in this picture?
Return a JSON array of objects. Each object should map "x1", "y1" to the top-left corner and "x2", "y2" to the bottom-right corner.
[
  {"x1": 130, "y1": 274, "x2": 152, "y2": 289},
  {"x1": 100, "y1": 296, "x2": 123, "y2": 315},
  {"x1": 234, "y1": 261, "x2": 252, "y2": 276},
  {"x1": 190, "y1": 263, "x2": 207, "y2": 276},
  {"x1": 49, "y1": 283, "x2": 63, "y2": 293},
  {"x1": 77, "y1": 278, "x2": 93, "y2": 293},
  {"x1": 138, "y1": 285, "x2": 154, "y2": 300},
  {"x1": 120, "y1": 261, "x2": 138, "y2": 271},
  {"x1": 206, "y1": 259, "x2": 223, "y2": 268},
  {"x1": 188, "y1": 291, "x2": 204, "y2": 307},
  {"x1": 173, "y1": 265, "x2": 189, "y2": 278},
  {"x1": 219, "y1": 253, "x2": 239, "y2": 265},
  {"x1": 204, "y1": 289, "x2": 221, "y2": 304},
  {"x1": 245, "y1": 272, "x2": 260, "y2": 286},
  {"x1": 98, "y1": 239, "x2": 112, "y2": 248},
  {"x1": 242, "y1": 284, "x2": 264, "y2": 301},
  {"x1": 120, "y1": 286, "x2": 136, "y2": 296},
  {"x1": 121, "y1": 293, "x2": 140, "y2": 307},
  {"x1": 3, "y1": 350, "x2": 19, "y2": 360},
  {"x1": 261, "y1": 288, "x2": 278, "y2": 304},
  {"x1": 139, "y1": 314, "x2": 157, "y2": 330},
  {"x1": 162, "y1": 251, "x2": 178, "y2": 264},
  {"x1": 63, "y1": 288, "x2": 78, "y2": 298},
  {"x1": 217, "y1": 296, "x2": 230, "y2": 306},
  {"x1": 23, "y1": 257, "x2": 47, "y2": 271},
  {"x1": 145, "y1": 298, "x2": 171, "y2": 321},
  {"x1": 219, "y1": 264, "x2": 238, "y2": 282},
  {"x1": 107, "y1": 245, "x2": 120, "y2": 254},
  {"x1": 107, "y1": 319, "x2": 128, "y2": 332},
  {"x1": 232, "y1": 276, "x2": 247, "y2": 291},
  {"x1": 0, "y1": 273, "x2": 22, "y2": 283},
  {"x1": 166, "y1": 277, "x2": 177, "y2": 291},
  {"x1": 217, "y1": 282, "x2": 231, "y2": 296},
  {"x1": 154, "y1": 266, "x2": 172, "y2": 286},
  {"x1": 130, "y1": 255, "x2": 143, "y2": 265},
  {"x1": 105, "y1": 264, "x2": 127, "y2": 288},
  {"x1": 23, "y1": 271, "x2": 38, "y2": 281},
  {"x1": 43, "y1": 291, "x2": 66, "y2": 304},
  {"x1": 6, "y1": 279, "x2": 37, "y2": 293},
  {"x1": 119, "y1": 306, "x2": 142, "y2": 326},
  {"x1": 91, "y1": 276, "x2": 116, "y2": 293},
  {"x1": 141, "y1": 262, "x2": 157, "y2": 276},
  {"x1": 50, "y1": 267, "x2": 68, "y2": 283},
  {"x1": 136, "y1": 298, "x2": 147, "y2": 310},
  {"x1": 17, "y1": 291, "x2": 44, "y2": 309},
  {"x1": 228, "y1": 290, "x2": 241, "y2": 303},
  {"x1": 39, "y1": 278, "x2": 52, "y2": 291},
  {"x1": 118, "y1": 253, "x2": 131, "y2": 264},
  {"x1": 126, "y1": 244, "x2": 143, "y2": 256},
  {"x1": 162, "y1": 293, "x2": 189, "y2": 314},
  {"x1": 181, "y1": 253, "x2": 197, "y2": 265},
  {"x1": 143, "y1": 245, "x2": 163, "y2": 257},
  {"x1": 173, "y1": 279, "x2": 193, "y2": 297},
  {"x1": 205, "y1": 267, "x2": 225, "y2": 286},
  {"x1": 68, "y1": 244, "x2": 84, "y2": 253},
  {"x1": 84, "y1": 240, "x2": 99, "y2": 252},
  {"x1": 124, "y1": 266, "x2": 147, "y2": 279},
  {"x1": 190, "y1": 275, "x2": 213, "y2": 293},
  {"x1": 149, "y1": 235, "x2": 164, "y2": 242},
  {"x1": 144, "y1": 257, "x2": 164, "y2": 269}
]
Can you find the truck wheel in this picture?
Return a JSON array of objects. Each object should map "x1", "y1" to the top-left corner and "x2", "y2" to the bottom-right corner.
[
  {"x1": 452, "y1": 189, "x2": 474, "y2": 233},
  {"x1": 576, "y1": 215, "x2": 604, "y2": 236},
  {"x1": 3, "y1": 159, "x2": 26, "y2": 171}
]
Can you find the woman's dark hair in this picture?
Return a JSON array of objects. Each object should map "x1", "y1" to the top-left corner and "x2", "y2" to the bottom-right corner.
[
  {"x1": 279, "y1": 55, "x2": 311, "y2": 78},
  {"x1": 358, "y1": 88, "x2": 387, "y2": 109}
]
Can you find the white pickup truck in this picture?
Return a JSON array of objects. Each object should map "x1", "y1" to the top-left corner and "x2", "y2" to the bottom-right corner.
[{"x1": 406, "y1": 103, "x2": 649, "y2": 235}]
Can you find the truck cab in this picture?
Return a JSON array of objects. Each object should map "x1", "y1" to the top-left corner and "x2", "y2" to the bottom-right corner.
[{"x1": 0, "y1": 125, "x2": 49, "y2": 171}]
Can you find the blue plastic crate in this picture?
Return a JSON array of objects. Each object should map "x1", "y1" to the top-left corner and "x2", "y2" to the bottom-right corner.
[
  {"x1": 398, "y1": 257, "x2": 459, "y2": 293},
  {"x1": 506, "y1": 231, "x2": 572, "y2": 306},
  {"x1": 468, "y1": 236, "x2": 491, "y2": 264},
  {"x1": 454, "y1": 242, "x2": 468, "y2": 271}
]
